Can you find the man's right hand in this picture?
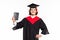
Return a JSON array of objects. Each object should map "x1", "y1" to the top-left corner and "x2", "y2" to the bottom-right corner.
[{"x1": 12, "y1": 16, "x2": 16, "y2": 23}]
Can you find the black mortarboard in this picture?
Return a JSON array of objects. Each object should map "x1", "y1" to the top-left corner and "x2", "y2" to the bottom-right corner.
[{"x1": 28, "y1": 3, "x2": 39, "y2": 8}]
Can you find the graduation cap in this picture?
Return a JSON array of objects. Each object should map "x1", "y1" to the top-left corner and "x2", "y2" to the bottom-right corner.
[{"x1": 28, "y1": 3, "x2": 39, "y2": 8}]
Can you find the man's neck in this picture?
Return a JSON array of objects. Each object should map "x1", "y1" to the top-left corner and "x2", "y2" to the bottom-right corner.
[{"x1": 30, "y1": 15, "x2": 37, "y2": 18}]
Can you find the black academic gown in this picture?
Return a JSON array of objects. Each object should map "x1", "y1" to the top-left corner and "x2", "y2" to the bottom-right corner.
[{"x1": 12, "y1": 16, "x2": 49, "y2": 40}]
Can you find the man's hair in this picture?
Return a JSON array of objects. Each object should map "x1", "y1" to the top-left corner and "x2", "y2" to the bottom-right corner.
[{"x1": 29, "y1": 8, "x2": 38, "y2": 15}]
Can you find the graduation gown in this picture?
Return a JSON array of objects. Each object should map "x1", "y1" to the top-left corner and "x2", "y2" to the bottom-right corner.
[{"x1": 12, "y1": 16, "x2": 49, "y2": 40}]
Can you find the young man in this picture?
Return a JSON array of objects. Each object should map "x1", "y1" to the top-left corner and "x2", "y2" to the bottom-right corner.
[{"x1": 12, "y1": 3, "x2": 49, "y2": 40}]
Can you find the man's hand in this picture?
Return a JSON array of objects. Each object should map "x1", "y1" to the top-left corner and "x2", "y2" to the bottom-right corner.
[
  {"x1": 35, "y1": 34, "x2": 42, "y2": 39},
  {"x1": 12, "y1": 16, "x2": 16, "y2": 24}
]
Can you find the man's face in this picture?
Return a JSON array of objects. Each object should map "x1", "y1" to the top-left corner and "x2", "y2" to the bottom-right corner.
[{"x1": 30, "y1": 8, "x2": 37, "y2": 15}]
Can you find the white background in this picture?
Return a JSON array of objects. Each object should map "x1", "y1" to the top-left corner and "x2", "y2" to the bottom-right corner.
[{"x1": 0, "y1": 0, "x2": 60, "y2": 40}]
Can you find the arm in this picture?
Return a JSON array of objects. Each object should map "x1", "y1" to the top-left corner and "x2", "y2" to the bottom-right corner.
[
  {"x1": 12, "y1": 18, "x2": 25, "y2": 30},
  {"x1": 40, "y1": 19, "x2": 49, "y2": 35}
]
